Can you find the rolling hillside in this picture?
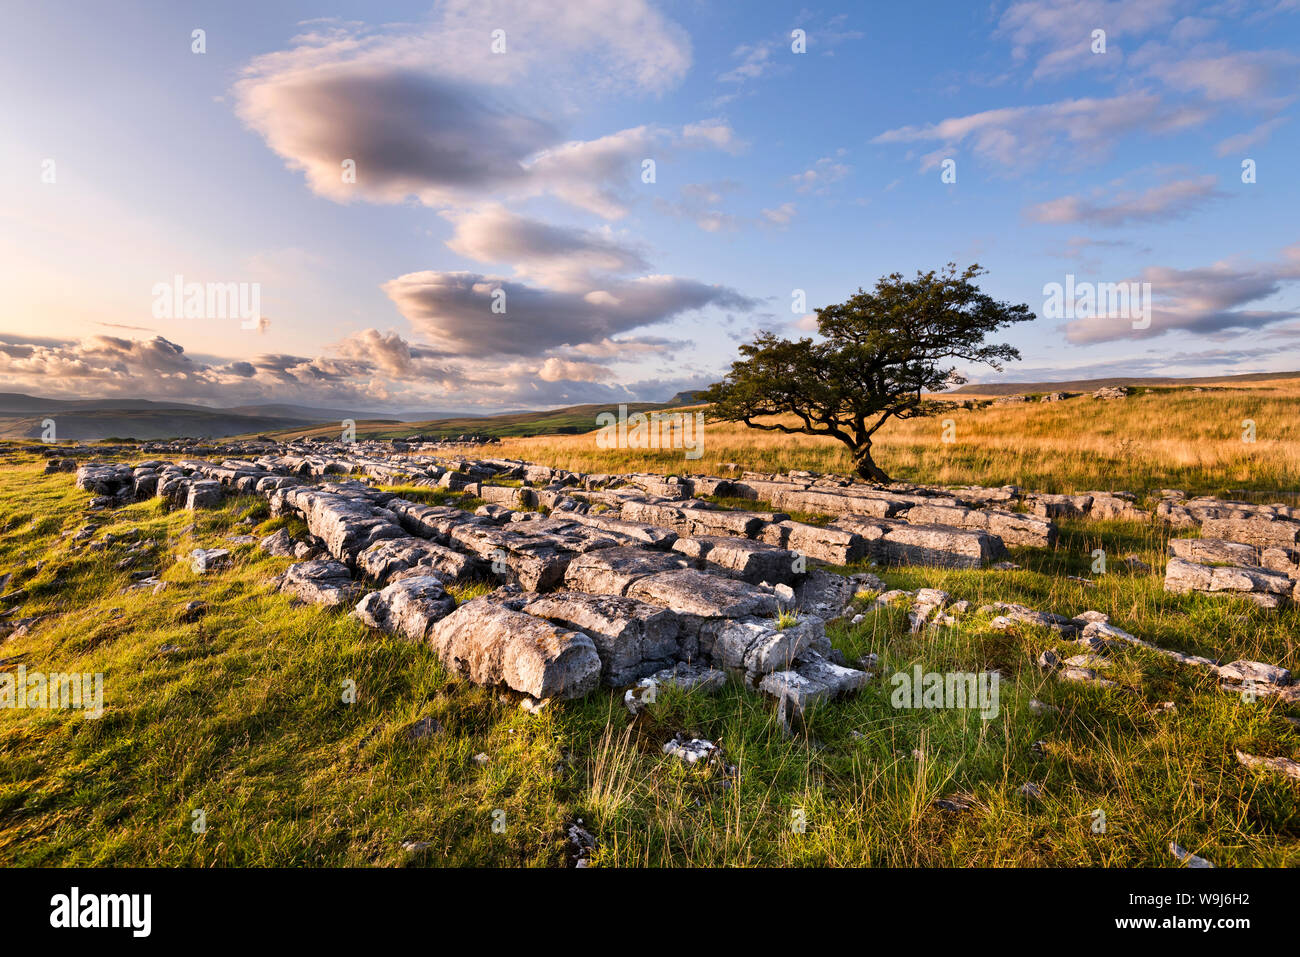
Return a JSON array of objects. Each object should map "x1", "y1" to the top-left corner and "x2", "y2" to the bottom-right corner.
[
  {"x1": 945, "y1": 370, "x2": 1300, "y2": 397},
  {"x1": 256, "y1": 397, "x2": 703, "y2": 442}
]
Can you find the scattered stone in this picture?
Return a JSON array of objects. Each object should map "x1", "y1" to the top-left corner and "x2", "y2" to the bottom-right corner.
[
  {"x1": 566, "y1": 820, "x2": 597, "y2": 868},
  {"x1": 934, "y1": 793, "x2": 977, "y2": 813},
  {"x1": 406, "y1": 716, "x2": 442, "y2": 742},
  {"x1": 663, "y1": 735, "x2": 719, "y2": 765},
  {"x1": 1169, "y1": 842, "x2": 1214, "y2": 868},
  {"x1": 259, "y1": 528, "x2": 295, "y2": 557},
  {"x1": 1120, "y1": 554, "x2": 1151, "y2": 573},
  {"x1": 354, "y1": 576, "x2": 456, "y2": 641},
  {"x1": 281, "y1": 559, "x2": 362, "y2": 606},
  {"x1": 429, "y1": 598, "x2": 601, "y2": 700},
  {"x1": 1235, "y1": 749, "x2": 1300, "y2": 782},
  {"x1": 178, "y1": 600, "x2": 207, "y2": 623}
]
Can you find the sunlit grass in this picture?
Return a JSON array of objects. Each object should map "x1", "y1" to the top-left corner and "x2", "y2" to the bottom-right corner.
[
  {"x1": 1, "y1": 455, "x2": 1296, "y2": 866},
  {"x1": 501, "y1": 380, "x2": 1300, "y2": 496}
]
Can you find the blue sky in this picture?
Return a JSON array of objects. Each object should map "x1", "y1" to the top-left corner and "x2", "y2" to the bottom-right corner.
[{"x1": 1, "y1": 0, "x2": 1298, "y2": 412}]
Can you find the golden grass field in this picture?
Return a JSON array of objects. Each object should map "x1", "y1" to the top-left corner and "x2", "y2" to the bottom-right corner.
[{"x1": 500, "y1": 379, "x2": 1300, "y2": 495}]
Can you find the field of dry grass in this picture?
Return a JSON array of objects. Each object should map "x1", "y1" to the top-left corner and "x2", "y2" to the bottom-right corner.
[{"x1": 501, "y1": 379, "x2": 1300, "y2": 495}]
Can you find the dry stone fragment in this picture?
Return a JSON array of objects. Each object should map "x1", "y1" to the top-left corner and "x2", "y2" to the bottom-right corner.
[
  {"x1": 1234, "y1": 750, "x2": 1300, "y2": 782},
  {"x1": 428, "y1": 598, "x2": 601, "y2": 700},
  {"x1": 522, "y1": 592, "x2": 683, "y2": 686},
  {"x1": 353, "y1": 576, "x2": 456, "y2": 641},
  {"x1": 1169, "y1": 842, "x2": 1214, "y2": 868},
  {"x1": 281, "y1": 559, "x2": 361, "y2": 606}
]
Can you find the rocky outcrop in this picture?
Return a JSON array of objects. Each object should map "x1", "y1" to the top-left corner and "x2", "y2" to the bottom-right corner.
[
  {"x1": 901, "y1": 504, "x2": 1057, "y2": 548},
  {"x1": 428, "y1": 598, "x2": 602, "y2": 700},
  {"x1": 833, "y1": 516, "x2": 1006, "y2": 568},
  {"x1": 1163, "y1": 556, "x2": 1294, "y2": 608},
  {"x1": 353, "y1": 576, "x2": 457, "y2": 641},
  {"x1": 281, "y1": 559, "x2": 363, "y2": 606},
  {"x1": 522, "y1": 592, "x2": 684, "y2": 685}
]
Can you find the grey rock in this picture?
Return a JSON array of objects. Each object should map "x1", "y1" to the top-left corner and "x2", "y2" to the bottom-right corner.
[
  {"x1": 428, "y1": 598, "x2": 601, "y2": 700},
  {"x1": 1234, "y1": 750, "x2": 1300, "y2": 782},
  {"x1": 671, "y1": 535, "x2": 801, "y2": 584},
  {"x1": 281, "y1": 559, "x2": 361, "y2": 606},
  {"x1": 354, "y1": 576, "x2": 456, "y2": 641},
  {"x1": 178, "y1": 600, "x2": 207, "y2": 623},
  {"x1": 1217, "y1": 660, "x2": 1291, "y2": 686},
  {"x1": 522, "y1": 591, "x2": 683, "y2": 686},
  {"x1": 1164, "y1": 556, "x2": 1292, "y2": 606},
  {"x1": 1169, "y1": 842, "x2": 1214, "y2": 868},
  {"x1": 627, "y1": 569, "x2": 780, "y2": 620},
  {"x1": 259, "y1": 528, "x2": 296, "y2": 557},
  {"x1": 563, "y1": 546, "x2": 689, "y2": 596},
  {"x1": 356, "y1": 537, "x2": 479, "y2": 585},
  {"x1": 758, "y1": 650, "x2": 869, "y2": 711},
  {"x1": 703, "y1": 615, "x2": 823, "y2": 676}
]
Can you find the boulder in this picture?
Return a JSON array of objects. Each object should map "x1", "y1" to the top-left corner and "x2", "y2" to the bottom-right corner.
[
  {"x1": 259, "y1": 528, "x2": 296, "y2": 557},
  {"x1": 671, "y1": 535, "x2": 801, "y2": 584},
  {"x1": 1168, "y1": 538, "x2": 1260, "y2": 566},
  {"x1": 761, "y1": 520, "x2": 865, "y2": 564},
  {"x1": 281, "y1": 559, "x2": 361, "y2": 606},
  {"x1": 356, "y1": 537, "x2": 480, "y2": 584},
  {"x1": 354, "y1": 576, "x2": 457, "y2": 641},
  {"x1": 522, "y1": 592, "x2": 684, "y2": 685},
  {"x1": 758, "y1": 651, "x2": 870, "y2": 711},
  {"x1": 902, "y1": 504, "x2": 1057, "y2": 548},
  {"x1": 563, "y1": 547, "x2": 689, "y2": 596},
  {"x1": 834, "y1": 516, "x2": 1006, "y2": 568},
  {"x1": 1217, "y1": 660, "x2": 1291, "y2": 686},
  {"x1": 627, "y1": 569, "x2": 780, "y2": 620},
  {"x1": 428, "y1": 598, "x2": 601, "y2": 699},
  {"x1": 75, "y1": 463, "x2": 135, "y2": 497},
  {"x1": 1201, "y1": 517, "x2": 1300, "y2": 548},
  {"x1": 1164, "y1": 557, "x2": 1292, "y2": 607},
  {"x1": 184, "y1": 479, "x2": 224, "y2": 510},
  {"x1": 792, "y1": 568, "x2": 885, "y2": 620},
  {"x1": 703, "y1": 614, "x2": 824, "y2": 676}
]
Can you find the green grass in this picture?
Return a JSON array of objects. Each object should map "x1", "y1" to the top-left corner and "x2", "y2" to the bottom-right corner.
[{"x1": 1, "y1": 456, "x2": 1297, "y2": 866}]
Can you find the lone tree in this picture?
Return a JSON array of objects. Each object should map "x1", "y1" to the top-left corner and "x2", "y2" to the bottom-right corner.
[{"x1": 703, "y1": 263, "x2": 1032, "y2": 483}]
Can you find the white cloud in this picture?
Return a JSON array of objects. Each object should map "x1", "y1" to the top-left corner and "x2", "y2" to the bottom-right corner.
[
  {"x1": 873, "y1": 93, "x2": 1210, "y2": 172},
  {"x1": 1062, "y1": 242, "x2": 1300, "y2": 343},
  {"x1": 1025, "y1": 175, "x2": 1222, "y2": 226}
]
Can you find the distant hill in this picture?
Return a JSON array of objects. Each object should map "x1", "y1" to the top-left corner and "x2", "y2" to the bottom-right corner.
[
  {"x1": 0, "y1": 393, "x2": 486, "y2": 440},
  {"x1": 945, "y1": 370, "x2": 1300, "y2": 396},
  {"x1": 255, "y1": 398, "x2": 701, "y2": 442},
  {"x1": 0, "y1": 408, "x2": 313, "y2": 441},
  {"x1": 0, "y1": 393, "x2": 221, "y2": 415},
  {"x1": 0, "y1": 390, "x2": 703, "y2": 441}
]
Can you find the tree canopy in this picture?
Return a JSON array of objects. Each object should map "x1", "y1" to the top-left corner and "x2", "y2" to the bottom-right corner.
[{"x1": 702, "y1": 263, "x2": 1033, "y2": 482}]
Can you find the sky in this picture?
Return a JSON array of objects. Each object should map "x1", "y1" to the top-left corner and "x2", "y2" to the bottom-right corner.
[{"x1": 1, "y1": 0, "x2": 1298, "y2": 414}]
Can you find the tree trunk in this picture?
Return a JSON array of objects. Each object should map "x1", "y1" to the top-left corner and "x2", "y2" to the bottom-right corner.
[{"x1": 851, "y1": 443, "x2": 891, "y2": 484}]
